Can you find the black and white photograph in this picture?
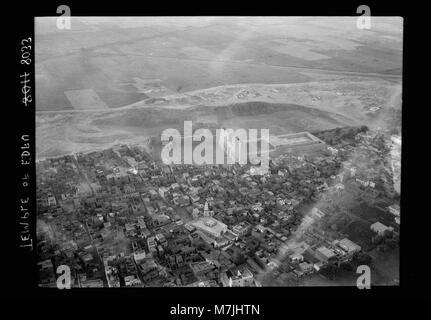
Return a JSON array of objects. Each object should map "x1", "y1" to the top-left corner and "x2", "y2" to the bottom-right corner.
[
  {"x1": 5, "y1": 1, "x2": 425, "y2": 306},
  {"x1": 34, "y1": 16, "x2": 402, "y2": 288}
]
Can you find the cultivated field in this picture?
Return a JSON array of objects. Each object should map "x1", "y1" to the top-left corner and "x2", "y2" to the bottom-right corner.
[
  {"x1": 35, "y1": 17, "x2": 402, "y2": 159},
  {"x1": 35, "y1": 17, "x2": 402, "y2": 111}
]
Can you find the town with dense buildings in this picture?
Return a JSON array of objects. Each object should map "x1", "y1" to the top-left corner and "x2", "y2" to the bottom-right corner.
[{"x1": 36, "y1": 126, "x2": 400, "y2": 287}]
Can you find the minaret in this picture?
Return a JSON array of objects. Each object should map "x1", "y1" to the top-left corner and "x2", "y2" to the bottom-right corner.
[{"x1": 204, "y1": 201, "x2": 209, "y2": 217}]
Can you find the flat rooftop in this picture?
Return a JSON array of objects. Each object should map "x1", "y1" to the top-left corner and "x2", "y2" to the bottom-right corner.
[
  {"x1": 270, "y1": 132, "x2": 324, "y2": 147},
  {"x1": 190, "y1": 217, "x2": 228, "y2": 237}
]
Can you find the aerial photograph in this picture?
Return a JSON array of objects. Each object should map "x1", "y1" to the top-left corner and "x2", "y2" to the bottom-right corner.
[{"x1": 35, "y1": 16, "x2": 402, "y2": 288}]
